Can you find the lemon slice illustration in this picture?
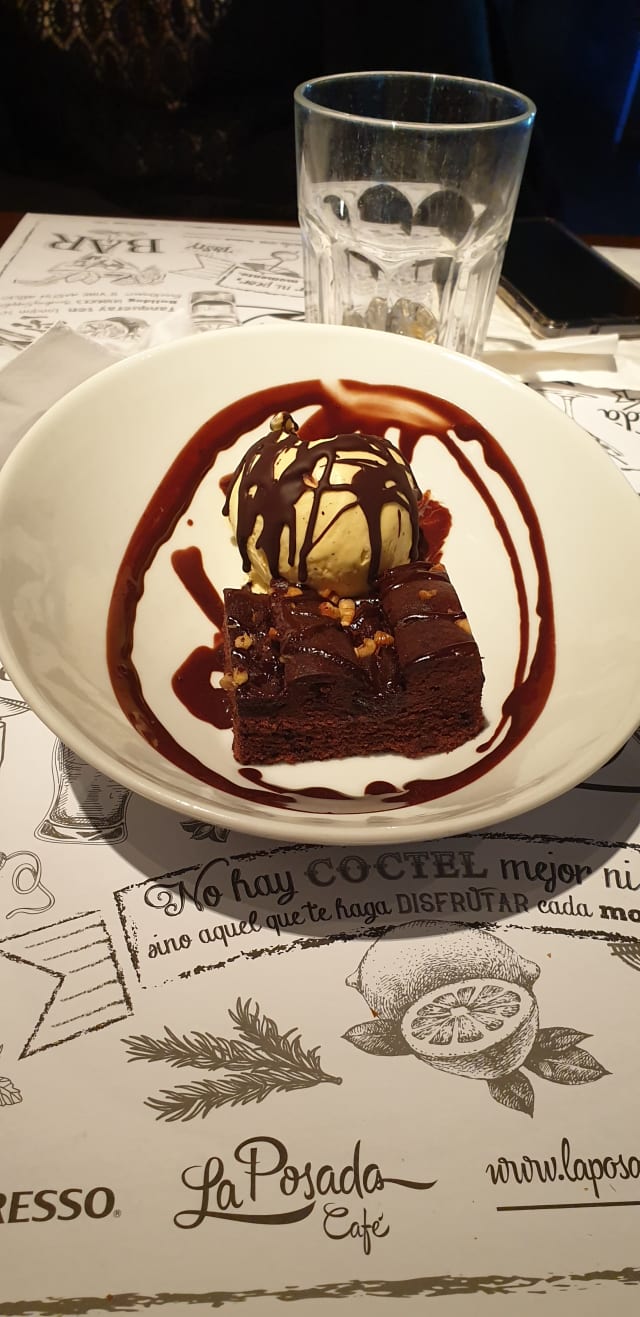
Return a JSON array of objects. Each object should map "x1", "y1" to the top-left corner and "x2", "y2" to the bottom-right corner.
[
  {"x1": 347, "y1": 921, "x2": 540, "y2": 1020},
  {"x1": 401, "y1": 978, "x2": 539, "y2": 1079}
]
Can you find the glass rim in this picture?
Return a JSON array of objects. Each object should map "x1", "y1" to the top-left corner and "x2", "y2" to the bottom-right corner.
[{"x1": 294, "y1": 70, "x2": 536, "y2": 132}]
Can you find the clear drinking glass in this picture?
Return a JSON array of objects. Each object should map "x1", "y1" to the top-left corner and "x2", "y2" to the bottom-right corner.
[{"x1": 294, "y1": 71, "x2": 535, "y2": 357}]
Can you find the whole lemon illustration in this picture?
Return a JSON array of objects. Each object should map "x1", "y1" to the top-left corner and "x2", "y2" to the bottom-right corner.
[
  {"x1": 346, "y1": 920, "x2": 540, "y2": 1021},
  {"x1": 401, "y1": 978, "x2": 539, "y2": 1079}
]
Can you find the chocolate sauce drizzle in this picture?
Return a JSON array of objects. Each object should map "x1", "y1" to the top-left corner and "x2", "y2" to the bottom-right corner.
[
  {"x1": 106, "y1": 378, "x2": 556, "y2": 814},
  {"x1": 223, "y1": 427, "x2": 421, "y2": 588}
]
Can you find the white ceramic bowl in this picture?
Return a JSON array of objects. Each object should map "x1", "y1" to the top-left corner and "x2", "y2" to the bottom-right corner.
[{"x1": 0, "y1": 322, "x2": 639, "y2": 844}]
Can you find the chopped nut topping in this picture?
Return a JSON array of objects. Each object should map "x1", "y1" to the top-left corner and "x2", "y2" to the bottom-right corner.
[
  {"x1": 270, "y1": 411, "x2": 298, "y2": 434},
  {"x1": 456, "y1": 617, "x2": 472, "y2": 634},
  {"x1": 319, "y1": 600, "x2": 341, "y2": 619},
  {"x1": 285, "y1": 585, "x2": 302, "y2": 597},
  {"x1": 268, "y1": 626, "x2": 279, "y2": 640},
  {"x1": 303, "y1": 473, "x2": 318, "y2": 489},
  {"x1": 373, "y1": 630, "x2": 394, "y2": 648},
  {"x1": 354, "y1": 637, "x2": 377, "y2": 659},
  {"x1": 418, "y1": 588, "x2": 437, "y2": 601},
  {"x1": 220, "y1": 668, "x2": 248, "y2": 690},
  {"x1": 338, "y1": 597, "x2": 356, "y2": 627},
  {"x1": 234, "y1": 632, "x2": 253, "y2": 650}
]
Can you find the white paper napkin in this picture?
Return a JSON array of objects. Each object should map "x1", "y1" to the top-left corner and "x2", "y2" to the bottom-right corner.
[
  {"x1": 482, "y1": 331, "x2": 640, "y2": 389},
  {"x1": 0, "y1": 314, "x2": 300, "y2": 468},
  {"x1": 0, "y1": 323, "x2": 121, "y2": 466}
]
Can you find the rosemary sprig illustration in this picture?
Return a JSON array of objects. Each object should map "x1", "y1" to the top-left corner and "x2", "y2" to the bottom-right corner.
[
  {"x1": 124, "y1": 998, "x2": 341, "y2": 1121},
  {"x1": 229, "y1": 998, "x2": 332, "y2": 1079},
  {"x1": 145, "y1": 1067, "x2": 328, "y2": 1121},
  {"x1": 124, "y1": 1029, "x2": 255, "y2": 1071}
]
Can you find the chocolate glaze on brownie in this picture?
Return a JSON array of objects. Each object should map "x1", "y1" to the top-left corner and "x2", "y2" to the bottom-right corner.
[{"x1": 222, "y1": 560, "x2": 484, "y2": 764}]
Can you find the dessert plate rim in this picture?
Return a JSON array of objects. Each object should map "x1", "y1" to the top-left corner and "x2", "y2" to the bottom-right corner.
[{"x1": 0, "y1": 321, "x2": 639, "y2": 845}]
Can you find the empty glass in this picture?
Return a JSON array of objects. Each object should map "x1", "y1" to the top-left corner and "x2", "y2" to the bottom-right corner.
[{"x1": 294, "y1": 72, "x2": 535, "y2": 357}]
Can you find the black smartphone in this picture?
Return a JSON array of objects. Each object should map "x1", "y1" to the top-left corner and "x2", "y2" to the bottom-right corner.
[{"x1": 499, "y1": 217, "x2": 640, "y2": 337}]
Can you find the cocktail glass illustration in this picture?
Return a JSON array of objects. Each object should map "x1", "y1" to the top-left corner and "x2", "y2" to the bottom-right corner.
[
  {"x1": 0, "y1": 665, "x2": 30, "y2": 786},
  {"x1": 36, "y1": 740, "x2": 131, "y2": 843}
]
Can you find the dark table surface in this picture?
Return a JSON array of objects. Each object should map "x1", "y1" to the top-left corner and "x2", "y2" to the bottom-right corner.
[{"x1": 0, "y1": 212, "x2": 23, "y2": 246}]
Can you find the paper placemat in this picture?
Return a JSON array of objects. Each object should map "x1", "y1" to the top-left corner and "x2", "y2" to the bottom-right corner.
[{"x1": 1, "y1": 215, "x2": 640, "y2": 1315}]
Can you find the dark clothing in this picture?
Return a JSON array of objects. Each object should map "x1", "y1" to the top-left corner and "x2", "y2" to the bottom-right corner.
[
  {"x1": 0, "y1": 1, "x2": 638, "y2": 231},
  {"x1": 0, "y1": 1, "x2": 503, "y2": 220}
]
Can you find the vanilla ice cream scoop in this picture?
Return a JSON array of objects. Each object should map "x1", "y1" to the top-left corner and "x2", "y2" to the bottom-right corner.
[{"x1": 223, "y1": 412, "x2": 422, "y2": 596}]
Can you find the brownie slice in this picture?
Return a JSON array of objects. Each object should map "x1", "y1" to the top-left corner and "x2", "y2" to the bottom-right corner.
[{"x1": 222, "y1": 561, "x2": 484, "y2": 765}]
